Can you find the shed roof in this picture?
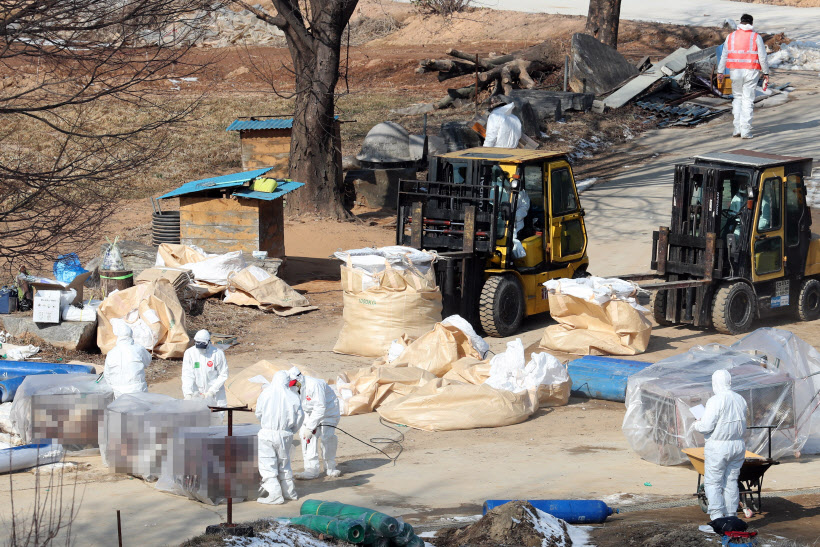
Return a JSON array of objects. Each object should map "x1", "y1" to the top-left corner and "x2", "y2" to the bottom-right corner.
[
  {"x1": 226, "y1": 118, "x2": 294, "y2": 131},
  {"x1": 157, "y1": 168, "x2": 304, "y2": 201}
]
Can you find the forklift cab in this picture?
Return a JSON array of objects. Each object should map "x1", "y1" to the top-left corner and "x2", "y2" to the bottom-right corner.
[
  {"x1": 397, "y1": 147, "x2": 589, "y2": 336},
  {"x1": 647, "y1": 149, "x2": 820, "y2": 334}
]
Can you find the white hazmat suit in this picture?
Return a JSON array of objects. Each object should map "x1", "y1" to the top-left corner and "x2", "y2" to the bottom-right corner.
[
  {"x1": 255, "y1": 370, "x2": 304, "y2": 504},
  {"x1": 288, "y1": 367, "x2": 342, "y2": 479},
  {"x1": 181, "y1": 330, "x2": 228, "y2": 406},
  {"x1": 483, "y1": 103, "x2": 522, "y2": 148},
  {"x1": 693, "y1": 369, "x2": 749, "y2": 520},
  {"x1": 104, "y1": 322, "x2": 150, "y2": 398},
  {"x1": 718, "y1": 24, "x2": 769, "y2": 138}
]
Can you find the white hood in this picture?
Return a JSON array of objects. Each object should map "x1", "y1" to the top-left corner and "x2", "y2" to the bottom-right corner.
[{"x1": 712, "y1": 369, "x2": 732, "y2": 394}]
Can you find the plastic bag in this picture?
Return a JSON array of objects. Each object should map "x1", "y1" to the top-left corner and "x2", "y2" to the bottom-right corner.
[
  {"x1": 53, "y1": 253, "x2": 87, "y2": 284},
  {"x1": 102, "y1": 237, "x2": 126, "y2": 271}
]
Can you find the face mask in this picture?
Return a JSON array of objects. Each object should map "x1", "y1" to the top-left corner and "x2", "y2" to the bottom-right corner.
[{"x1": 195, "y1": 341, "x2": 208, "y2": 350}]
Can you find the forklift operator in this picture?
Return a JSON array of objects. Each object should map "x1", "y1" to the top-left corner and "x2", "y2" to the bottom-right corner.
[{"x1": 721, "y1": 182, "x2": 747, "y2": 238}]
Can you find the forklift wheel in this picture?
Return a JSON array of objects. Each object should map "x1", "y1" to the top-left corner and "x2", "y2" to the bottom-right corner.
[
  {"x1": 649, "y1": 290, "x2": 671, "y2": 326},
  {"x1": 797, "y1": 278, "x2": 820, "y2": 322},
  {"x1": 712, "y1": 282, "x2": 756, "y2": 335},
  {"x1": 479, "y1": 275, "x2": 525, "y2": 337}
]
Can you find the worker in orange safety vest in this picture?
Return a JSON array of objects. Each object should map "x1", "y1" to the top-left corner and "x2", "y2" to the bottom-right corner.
[{"x1": 717, "y1": 14, "x2": 769, "y2": 139}]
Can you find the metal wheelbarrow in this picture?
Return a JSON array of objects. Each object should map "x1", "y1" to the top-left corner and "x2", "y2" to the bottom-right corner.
[{"x1": 682, "y1": 427, "x2": 780, "y2": 514}]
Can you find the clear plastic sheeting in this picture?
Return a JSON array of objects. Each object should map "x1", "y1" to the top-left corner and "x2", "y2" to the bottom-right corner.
[
  {"x1": 623, "y1": 328, "x2": 820, "y2": 466},
  {"x1": 154, "y1": 424, "x2": 259, "y2": 505},
  {"x1": 543, "y1": 277, "x2": 642, "y2": 307},
  {"x1": 10, "y1": 374, "x2": 114, "y2": 446},
  {"x1": 100, "y1": 393, "x2": 211, "y2": 479}
]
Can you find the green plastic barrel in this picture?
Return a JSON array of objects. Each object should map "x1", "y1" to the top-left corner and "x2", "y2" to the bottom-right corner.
[
  {"x1": 287, "y1": 515, "x2": 365, "y2": 544},
  {"x1": 300, "y1": 500, "x2": 400, "y2": 537}
]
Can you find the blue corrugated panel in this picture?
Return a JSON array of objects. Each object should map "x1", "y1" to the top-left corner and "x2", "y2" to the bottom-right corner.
[
  {"x1": 157, "y1": 167, "x2": 274, "y2": 199},
  {"x1": 233, "y1": 180, "x2": 305, "y2": 201},
  {"x1": 568, "y1": 356, "x2": 654, "y2": 402},
  {"x1": 226, "y1": 118, "x2": 294, "y2": 131}
]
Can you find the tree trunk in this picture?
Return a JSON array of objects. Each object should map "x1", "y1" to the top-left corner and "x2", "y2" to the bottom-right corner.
[
  {"x1": 285, "y1": 40, "x2": 347, "y2": 219},
  {"x1": 585, "y1": 0, "x2": 622, "y2": 49}
]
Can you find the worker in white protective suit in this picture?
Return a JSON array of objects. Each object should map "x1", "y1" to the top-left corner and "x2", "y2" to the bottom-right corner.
[
  {"x1": 104, "y1": 322, "x2": 150, "y2": 398},
  {"x1": 693, "y1": 369, "x2": 749, "y2": 521},
  {"x1": 483, "y1": 99, "x2": 522, "y2": 148},
  {"x1": 181, "y1": 330, "x2": 228, "y2": 406},
  {"x1": 255, "y1": 370, "x2": 304, "y2": 505},
  {"x1": 717, "y1": 14, "x2": 769, "y2": 139},
  {"x1": 287, "y1": 367, "x2": 342, "y2": 479}
]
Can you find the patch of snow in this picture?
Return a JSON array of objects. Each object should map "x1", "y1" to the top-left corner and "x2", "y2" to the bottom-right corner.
[
  {"x1": 600, "y1": 492, "x2": 653, "y2": 506},
  {"x1": 768, "y1": 41, "x2": 820, "y2": 72},
  {"x1": 576, "y1": 178, "x2": 598, "y2": 193},
  {"x1": 225, "y1": 522, "x2": 334, "y2": 547},
  {"x1": 181, "y1": 77, "x2": 198, "y2": 82},
  {"x1": 417, "y1": 531, "x2": 436, "y2": 538}
]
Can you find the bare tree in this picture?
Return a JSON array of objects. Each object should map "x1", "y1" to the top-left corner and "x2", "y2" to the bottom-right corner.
[
  {"x1": 0, "y1": 0, "x2": 218, "y2": 273},
  {"x1": 585, "y1": 0, "x2": 622, "y2": 49},
  {"x1": 238, "y1": 0, "x2": 357, "y2": 219}
]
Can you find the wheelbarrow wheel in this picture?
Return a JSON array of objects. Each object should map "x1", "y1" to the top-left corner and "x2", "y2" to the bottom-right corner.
[
  {"x1": 697, "y1": 484, "x2": 709, "y2": 513},
  {"x1": 740, "y1": 492, "x2": 759, "y2": 513}
]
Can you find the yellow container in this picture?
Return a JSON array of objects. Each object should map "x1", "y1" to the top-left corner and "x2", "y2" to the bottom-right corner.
[
  {"x1": 251, "y1": 177, "x2": 278, "y2": 193},
  {"x1": 717, "y1": 77, "x2": 732, "y2": 95},
  {"x1": 513, "y1": 235, "x2": 545, "y2": 268}
]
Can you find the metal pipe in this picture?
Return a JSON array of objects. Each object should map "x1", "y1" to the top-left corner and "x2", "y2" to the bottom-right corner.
[{"x1": 117, "y1": 510, "x2": 123, "y2": 547}]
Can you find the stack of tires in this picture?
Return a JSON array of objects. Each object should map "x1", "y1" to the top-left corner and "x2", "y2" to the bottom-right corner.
[{"x1": 152, "y1": 211, "x2": 180, "y2": 247}]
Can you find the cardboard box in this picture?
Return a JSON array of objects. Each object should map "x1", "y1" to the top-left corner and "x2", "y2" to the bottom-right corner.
[
  {"x1": 33, "y1": 290, "x2": 61, "y2": 323},
  {"x1": 30, "y1": 272, "x2": 92, "y2": 324}
]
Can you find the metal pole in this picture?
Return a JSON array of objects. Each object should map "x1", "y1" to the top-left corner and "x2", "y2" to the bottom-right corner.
[
  {"x1": 563, "y1": 55, "x2": 569, "y2": 92},
  {"x1": 226, "y1": 409, "x2": 233, "y2": 526},
  {"x1": 475, "y1": 53, "x2": 480, "y2": 115},
  {"x1": 117, "y1": 510, "x2": 123, "y2": 547}
]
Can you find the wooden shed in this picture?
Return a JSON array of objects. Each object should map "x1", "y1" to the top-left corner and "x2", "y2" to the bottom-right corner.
[
  {"x1": 157, "y1": 168, "x2": 303, "y2": 259},
  {"x1": 226, "y1": 116, "x2": 342, "y2": 174}
]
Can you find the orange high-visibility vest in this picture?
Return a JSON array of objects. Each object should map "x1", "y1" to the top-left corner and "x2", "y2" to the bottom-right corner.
[{"x1": 726, "y1": 29, "x2": 762, "y2": 70}]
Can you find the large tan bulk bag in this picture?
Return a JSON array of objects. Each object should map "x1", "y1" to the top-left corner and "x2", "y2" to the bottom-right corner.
[
  {"x1": 389, "y1": 323, "x2": 482, "y2": 377},
  {"x1": 334, "y1": 264, "x2": 442, "y2": 358},
  {"x1": 377, "y1": 378, "x2": 538, "y2": 432},
  {"x1": 539, "y1": 293, "x2": 651, "y2": 356},
  {"x1": 224, "y1": 267, "x2": 317, "y2": 316},
  {"x1": 97, "y1": 280, "x2": 189, "y2": 359},
  {"x1": 224, "y1": 360, "x2": 319, "y2": 410},
  {"x1": 442, "y1": 357, "x2": 492, "y2": 384},
  {"x1": 335, "y1": 365, "x2": 436, "y2": 416}
]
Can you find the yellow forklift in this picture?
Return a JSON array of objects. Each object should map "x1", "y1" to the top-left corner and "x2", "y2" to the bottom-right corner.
[
  {"x1": 396, "y1": 147, "x2": 590, "y2": 336},
  {"x1": 623, "y1": 149, "x2": 820, "y2": 334}
]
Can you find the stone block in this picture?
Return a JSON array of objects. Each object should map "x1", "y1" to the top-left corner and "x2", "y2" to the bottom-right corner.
[{"x1": 2, "y1": 315, "x2": 97, "y2": 352}]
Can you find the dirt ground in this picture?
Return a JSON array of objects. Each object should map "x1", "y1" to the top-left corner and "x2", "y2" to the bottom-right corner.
[{"x1": 734, "y1": 0, "x2": 820, "y2": 7}]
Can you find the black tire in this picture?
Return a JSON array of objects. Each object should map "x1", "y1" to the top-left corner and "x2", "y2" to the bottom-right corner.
[
  {"x1": 479, "y1": 275, "x2": 525, "y2": 337},
  {"x1": 797, "y1": 278, "x2": 820, "y2": 322},
  {"x1": 649, "y1": 290, "x2": 671, "y2": 326},
  {"x1": 711, "y1": 282, "x2": 756, "y2": 335}
]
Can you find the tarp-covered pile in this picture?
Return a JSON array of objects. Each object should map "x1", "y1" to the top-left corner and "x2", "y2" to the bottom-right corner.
[
  {"x1": 155, "y1": 424, "x2": 259, "y2": 505},
  {"x1": 333, "y1": 246, "x2": 443, "y2": 357},
  {"x1": 157, "y1": 243, "x2": 246, "y2": 298},
  {"x1": 540, "y1": 277, "x2": 651, "y2": 356},
  {"x1": 10, "y1": 374, "x2": 114, "y2": 446},
  {"x1": 335, "y1": 316, "x2": 571, "y2": 431},
  {"x1": 101, "y1": 392, "x2": 211, "y2": 479},
  {"x1": 623, "y1": 328, "x2": 820, "y2": 465},
  {"x1": 97, "y1": 279, "x2": 189, "y2": 358}
]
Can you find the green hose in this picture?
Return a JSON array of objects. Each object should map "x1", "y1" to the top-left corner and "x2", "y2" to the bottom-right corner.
[
  {"x1": 287, "y1": 515, "x2": 365, "y2": 544},
  {"x1": 300, "y1": 500, "x2": 400, "y2": 538}
]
